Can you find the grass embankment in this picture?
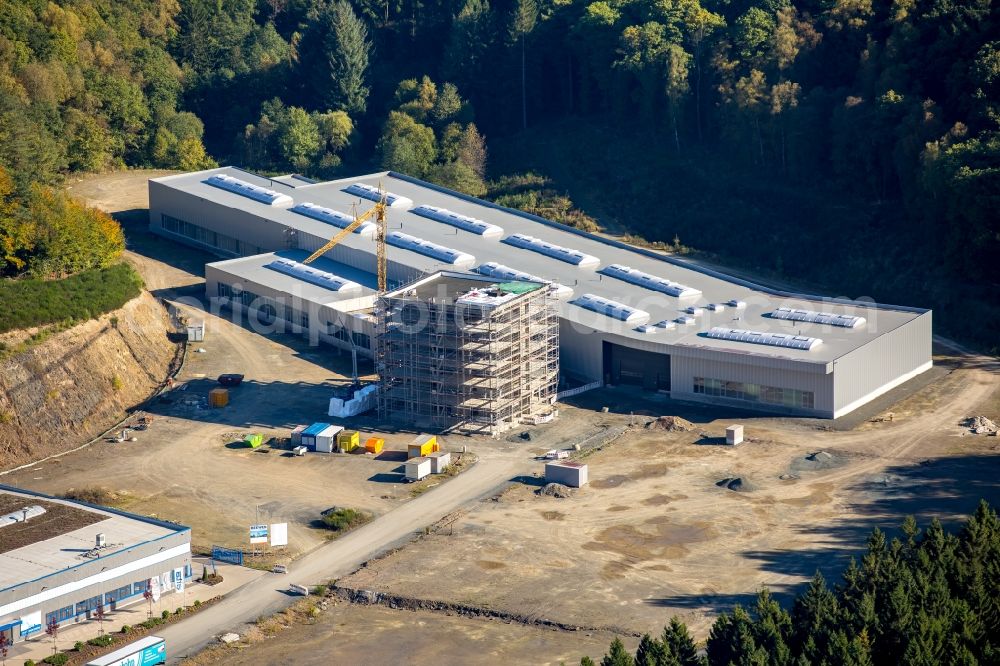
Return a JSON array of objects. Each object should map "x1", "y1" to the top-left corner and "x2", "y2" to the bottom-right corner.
[{"x1": 0, "y1": 263, "x2": 143, "y2": 335}]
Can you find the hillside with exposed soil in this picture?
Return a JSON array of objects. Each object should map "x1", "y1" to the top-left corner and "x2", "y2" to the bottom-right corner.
[{"x1": 0, "y1": 292, "x2": 178, "y2": 470}]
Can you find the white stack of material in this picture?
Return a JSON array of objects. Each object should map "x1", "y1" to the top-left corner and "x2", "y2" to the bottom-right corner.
[{"x1": 328, "y1": 384, "x2": 378, "y2": 417}]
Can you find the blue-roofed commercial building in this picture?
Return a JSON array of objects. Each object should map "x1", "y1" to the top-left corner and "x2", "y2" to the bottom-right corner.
[
  {"x1": 0, "y1": 485, "x2": 191, "y2": 646},
  {"x1": 149, "y1": 167, "x2": 932, "y2": 421}
]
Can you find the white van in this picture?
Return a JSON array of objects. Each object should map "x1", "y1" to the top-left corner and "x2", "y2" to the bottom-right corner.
[{"x1": 289, "y1": 583, "x2": 309, "y2": 596}]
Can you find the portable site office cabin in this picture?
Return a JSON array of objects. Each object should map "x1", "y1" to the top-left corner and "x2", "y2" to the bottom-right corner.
[
  {"x1": 300, "y1": 423, "x2": 331, "y2": 451},
  {"x1": 337, "y1": 430, "x2": 360, "y2": 452},
  {"x1": 408, "y1": 435, "x2": 438, "y2": 459},
  {"x1": 315, "y1": 425, "x2": 344, "y2": 453},
  {"x1": 405, "y1": 457, "x2": 432, "y2": 481},
  {"x1": 290, "y1": 425, "x2": 307, "y2": 446},
  {"x1": 545, "y1": 461, "x2": 588, "y2": 488},
  {"x1": 428, "y1": 451, "x2": 451, "y2": 474}
]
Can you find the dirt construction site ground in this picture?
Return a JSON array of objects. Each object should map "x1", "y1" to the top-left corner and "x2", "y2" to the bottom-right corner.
[
  {"x1": 20, "y1": 171, "x2": 999, "y2": 664},
  {"x1": 3, "y1": 171, "x2": 480, "y2": 558},
  {"x1": 339, "y1": 353, "x2": 1000, "y2": 644}
]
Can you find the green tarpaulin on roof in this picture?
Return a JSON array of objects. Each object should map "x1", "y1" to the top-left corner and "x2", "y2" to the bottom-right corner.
[{"x1": 496, "y1": 281, "x2": 542, "y2": 294}]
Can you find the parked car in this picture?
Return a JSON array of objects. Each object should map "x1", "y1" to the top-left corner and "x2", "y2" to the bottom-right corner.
[
  {"x1": 217, "y1": 373, "x2": 244, "y2": 387},
  {"x1": 272, "y1": 564, "x2": 287, "y2": 574}
]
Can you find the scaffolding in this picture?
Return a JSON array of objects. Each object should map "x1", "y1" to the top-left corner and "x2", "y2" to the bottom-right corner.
[{"x1": 376, "y1": 275, "x2": 559, "y2": 435}]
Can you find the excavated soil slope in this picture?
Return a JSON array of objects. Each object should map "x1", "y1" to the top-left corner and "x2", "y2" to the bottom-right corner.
[{"x1": 0, "y1": 292, "x2": 177, "y2": 469}]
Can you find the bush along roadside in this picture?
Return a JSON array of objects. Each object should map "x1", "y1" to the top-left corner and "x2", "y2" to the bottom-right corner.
[{"x1": 31, "y1": 596, "x2": 218, "y2": 666}]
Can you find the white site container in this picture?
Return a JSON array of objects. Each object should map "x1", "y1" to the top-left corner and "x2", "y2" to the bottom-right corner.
[
  {"x1": 726, "y1": 425, "x2": 744, "y2": 446},
  {"x1": 314, "y1": 425, "x2": 344, "y2": 453},
  {"x1": 405, "y1": 457, "x2": 432, "y2": 481},
  {"x1": 428, "y1": 451, "x2": 451, "y2": 474},
  {"x1": 545, "y1": 461, "x2": 588, "y2": 488}
]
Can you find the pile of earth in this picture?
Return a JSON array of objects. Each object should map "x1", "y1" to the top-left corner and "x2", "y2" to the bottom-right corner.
[
  {"x1": 963, "y1": 416, "x2": 998, "y2": 435},
  {"x1": 716, "y1": 477, "x2": 755, "y2": 492},
  {"x1": 791, "y1": 450, "x2": 845, "y2": 472},
  {"x1": 537, "y1": 483, "x2": 576, "y2": 498},
  {"x1": 646, "y1": 416, "x2": 693, "y2": 432}
]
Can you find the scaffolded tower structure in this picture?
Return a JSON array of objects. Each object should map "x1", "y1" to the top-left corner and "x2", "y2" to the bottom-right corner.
[{"x1": 376, "y1": 272, "x2": 559, "y2": 435}]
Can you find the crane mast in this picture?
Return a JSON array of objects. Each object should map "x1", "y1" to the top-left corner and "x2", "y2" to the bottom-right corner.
[{"x1": 300, "y1": 188, "x2": 389, "y2": 386}]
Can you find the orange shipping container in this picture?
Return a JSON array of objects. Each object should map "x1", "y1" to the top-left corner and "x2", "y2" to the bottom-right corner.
[
  {"x1": 365, "y1": 437, "x2": 384, "y2": 454},
  {"x1": 209, "y1": 388, "x2": 229, "y2": 407}
]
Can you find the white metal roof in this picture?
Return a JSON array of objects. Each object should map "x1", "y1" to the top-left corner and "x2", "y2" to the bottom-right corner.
[
  {"x1": 504, "y1": 233, "x2": 600, "y2": 268},
  {"x1": 291, "y1": 203, "x2": 375, "y2": 237},
  {"x1": 266, "y1": 258, "x2": 361, "y2": 293},
  {"x1": 0, "y1": 489, "x2": 183, "y2": 590},
  {"x1": 706, "y1": 326, "x2": 822, "y2": 351},
  {"x1": 152, "y1": 167, "x2": 928, "y2": 364},
  {"x1": 411, "y1": 205, "x2": 503, "y2": 238},
  {"x1": 770, "y1": 306, "x2": 866, "y2": 329},
  {"x1": 204, "y1": 174, "x2": 293, "y2": 207}
]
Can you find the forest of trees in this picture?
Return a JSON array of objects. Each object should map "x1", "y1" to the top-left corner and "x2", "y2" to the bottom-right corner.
[
  {"x1": 583, "y1": 501, "x2": 1000, "y2": 666},
  {"x1": 0, "y1": 0, "x2": 997, "y2": 344}
]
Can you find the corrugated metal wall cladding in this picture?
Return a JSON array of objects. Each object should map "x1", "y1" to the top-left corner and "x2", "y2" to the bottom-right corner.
[
  {"x1": 669, "y1": 353, "x2": 835, "y2": 413},
  {"x1": 832, "y1": 312, "x2": 932, "y2": 412}
]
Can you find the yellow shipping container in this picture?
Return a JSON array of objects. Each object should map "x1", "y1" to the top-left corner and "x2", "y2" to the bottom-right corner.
[
  {"x1": 338, "y1": 430, "x2": 360, "y2": 452},
  {"x1": 365, "y1": 437, "x2": 384, "y2": 455},
  {"x1": 407, "y1": 435, "x2": 436, "y2": 459},
  {"x1": 209, "y1": 388, "x2": 229, "y2": 407}
]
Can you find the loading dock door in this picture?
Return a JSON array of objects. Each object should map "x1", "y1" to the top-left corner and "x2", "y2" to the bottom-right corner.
[{"x1": 603, "y1": 342, "x2": 670, "y2": 390}]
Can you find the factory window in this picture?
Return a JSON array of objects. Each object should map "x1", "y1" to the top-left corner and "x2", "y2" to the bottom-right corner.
[
  {"x1": 693, "y1": 377, "x2": 814, "y2": 410},
  {"x1": 75, "y1": 594, "x2": 102, "y2": 615},
  {"x1": 160, "y1": 214, "x2": 246, "y2": 256},
  {"x1": 240, "y1": 290, "x2": 257, "y2": 308},
  {"x1": 133, "y1": 581, "x2": 148, "y2": 595},
  {"x1": 257, "y1": 303, "x2": 277, "y2": 324},
  {"x1": 329, "y1": 324, "x2": 350, "y2": 343},
  {"x1": 106, "y1": 584, "x2": 132, "y2": 605},
  {"x1": 46, "y1": 605, "x2": 74, "y2": 626},
  {"x1": 352, "y1": 332, "x2": 371, "y2": 349},
  {"x1": 217, "y1": 283, "x2": 232, "y2": 299},
  {"x1": 161, "y1": 214, "x2": 180, "y2": 233},
  {"x1": 299, "y1": 312, "x2": 309, "y2": 331}
]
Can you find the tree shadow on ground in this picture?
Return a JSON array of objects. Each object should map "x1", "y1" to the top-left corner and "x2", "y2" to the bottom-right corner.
[{"x1": 645, "y1": 452, "x2": 1000, "y2": 617}]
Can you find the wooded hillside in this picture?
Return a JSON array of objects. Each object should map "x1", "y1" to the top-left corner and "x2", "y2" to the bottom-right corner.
[{"x1": 0, "y1": 0, "x2": 997, "y2": 346}]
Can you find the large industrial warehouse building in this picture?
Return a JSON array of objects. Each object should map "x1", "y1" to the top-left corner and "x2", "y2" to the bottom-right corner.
[
  {"x1": 0, "y1": 485, "x2": 191, "y2": 646},
  {"x1": 150, "y1": 167, "x2": 932, "y2": 420}
]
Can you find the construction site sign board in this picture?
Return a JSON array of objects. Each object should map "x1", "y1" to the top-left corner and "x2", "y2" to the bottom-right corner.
[
  {"x1": 270, "y1": 523, "x2": 288, "y2": 547},
  {"x1": 250, "y1": 524, "x2": 268, "y2": 544}
]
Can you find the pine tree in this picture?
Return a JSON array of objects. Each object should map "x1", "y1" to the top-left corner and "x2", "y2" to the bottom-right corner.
[
  {"x1": 790, "y1": 572, "x2": 837, "y2": 658},
  {"x1": 634, "y1": 634, "x2": 664, "y2": 666},
  {"x1": 319, "y1": 1, "x2": 372, "y2": 115},
  {"x1": 661, "y1": 618, "x2": 703, "y2": 666},
  {"x1": 508, "y1": 0, "x2": 537, "y2": 129},
  {"x1": 602, "y1": 637, "x2": 635, "y2": 666},
  {"x1": 752, "y1": 589, "x2": 792, "y2": 665}
]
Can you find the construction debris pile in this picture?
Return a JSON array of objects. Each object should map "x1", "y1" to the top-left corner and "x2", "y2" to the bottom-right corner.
[
  {"x1": 646, "y1": 416, "x2": 693, "y2": 432},
  {"x1": 963, "y1": 416, "x2": 998, "y2": 435}
]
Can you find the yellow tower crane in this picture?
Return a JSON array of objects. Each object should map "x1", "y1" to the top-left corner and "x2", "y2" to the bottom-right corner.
[
  {"x1": 301, "y1": 188, "x2": 389, "y2": 389},
  {"x1": 301, "y1": 190, "x2": 389, "y2": 293}
]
